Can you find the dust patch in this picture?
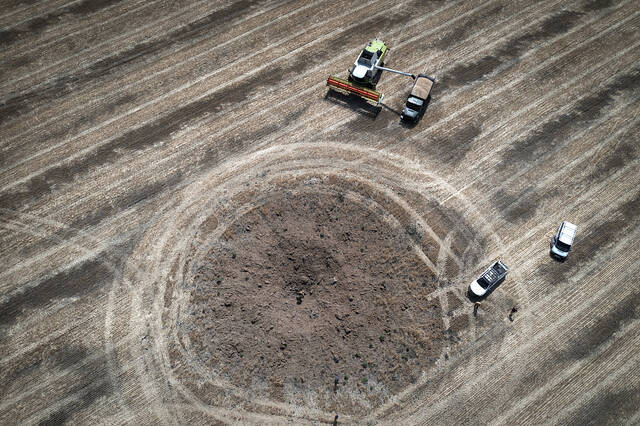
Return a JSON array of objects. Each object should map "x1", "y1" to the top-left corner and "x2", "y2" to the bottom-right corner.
[
  {"x1": 436, "y1": 10, "x2": 584, "y2": 93},
  {"x1": 556, "y1": 290, "x2": 639, "y2": 362},
  {"x1": 500, "y1": 68, "x2": 640, "y2": 168},
  {"x1": 0, "y1": 0, "x2": 271, "y2": 124},
  {"x1": 538, "y1": 190, "x2": 640, "y2": 283},
  {"x1": 417, "y1": 123, "x2": 482, "y2": 165},
  {"x1": 565, "y1": 385, "x2": 640, "y2": 426},
  {"x1": 431, "y1": 5, "x2": 506, "y2": 51},
  {"x1": 0, "y1": 258, "x2": 111, "y2": 327}
]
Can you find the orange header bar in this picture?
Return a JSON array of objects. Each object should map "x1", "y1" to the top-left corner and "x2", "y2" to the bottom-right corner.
[{"x1": 327, "y1": 76, "x2": 381, "y2": 103}]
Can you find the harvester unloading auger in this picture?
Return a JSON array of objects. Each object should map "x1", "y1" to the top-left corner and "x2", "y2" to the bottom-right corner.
[{"x1": 326, "y1": 39, "x2": 428, "y2": 105}]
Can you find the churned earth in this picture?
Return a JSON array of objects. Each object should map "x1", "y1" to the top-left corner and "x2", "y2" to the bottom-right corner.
[{"x1": 185, "y1": 188, "x2": 447, "y2": 413}]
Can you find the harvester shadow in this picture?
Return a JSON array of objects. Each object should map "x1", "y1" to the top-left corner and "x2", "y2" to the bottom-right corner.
[
  {"x1": 324, "y1": 90, "x2": 381, "y2": 119},
  {"x1": 379, "y1": 101, "x2": 402, "y2": 116}
]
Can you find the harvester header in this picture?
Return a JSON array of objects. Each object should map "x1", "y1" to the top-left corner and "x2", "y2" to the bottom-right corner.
[{"x1": 326, "y1": 75, "x2": 383, "y2": 104}]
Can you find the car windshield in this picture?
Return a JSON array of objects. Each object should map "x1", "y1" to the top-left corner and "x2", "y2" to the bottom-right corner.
[{"x1": 556, "y1": 240, "x2": 571, "y2": 251}]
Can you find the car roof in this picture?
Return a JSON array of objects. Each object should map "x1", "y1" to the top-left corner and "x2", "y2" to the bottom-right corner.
[
  {"x1": 480, "y1": 261, "x2": 507, "y2": 284},
  {"x1": 559, "y1": 221, "x2": 577, "y2": 244},
  {"x1": 482, "y1": 268, "x2": 500, "y2": 283}
]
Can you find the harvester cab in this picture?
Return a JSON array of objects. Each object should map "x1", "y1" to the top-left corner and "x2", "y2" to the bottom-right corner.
[
  {"x1": 348, "y1": 39, "x2": 387, "y2": 88},
  {"x1": 326, "y1": 39, "x2": 424, "y2": 106}
]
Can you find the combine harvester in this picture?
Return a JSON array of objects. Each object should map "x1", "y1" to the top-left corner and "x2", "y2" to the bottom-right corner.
[{"x1": 326, "y1": 39, "x2": 429, "y2": 105}]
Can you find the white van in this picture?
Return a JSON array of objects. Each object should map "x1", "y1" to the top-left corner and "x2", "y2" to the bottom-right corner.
[{"x1": 550, "y1": 221, "x2": 578, "y2": 260}]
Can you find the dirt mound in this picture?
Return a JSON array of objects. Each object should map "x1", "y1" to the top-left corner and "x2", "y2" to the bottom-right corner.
[{"x1": 185, "y1": 188, "x2": 447, "y2": 413}]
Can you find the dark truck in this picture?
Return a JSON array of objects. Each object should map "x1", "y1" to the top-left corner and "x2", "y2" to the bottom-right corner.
[
  {"x1": 469, "y1": 260, "x2": 509, "y2": 297},
  {"x1": 401, "y1": 73, "x2": 435, "y2": 123}
]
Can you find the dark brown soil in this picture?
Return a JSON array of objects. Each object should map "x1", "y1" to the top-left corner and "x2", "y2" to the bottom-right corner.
[{"x1": 185, "y1": 189, "x2": 447, "y2": 410}]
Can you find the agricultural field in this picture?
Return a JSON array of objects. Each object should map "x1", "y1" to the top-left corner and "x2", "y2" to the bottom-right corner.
[{"x1": 0, "y1": 0, "x2": 639, "y2": 424}]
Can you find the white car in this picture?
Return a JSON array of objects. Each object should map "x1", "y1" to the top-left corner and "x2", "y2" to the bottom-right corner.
[
  {"x1": 550, "y1": 221, "x2": 578, "y2": 260},
  {"x1": 469, "y1": 260, "x2": 509, "y2": 297}
]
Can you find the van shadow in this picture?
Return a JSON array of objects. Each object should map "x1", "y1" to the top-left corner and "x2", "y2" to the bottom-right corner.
[
  {"x1": 466, "y1": 276, "x2": 506, "y2": 303},
  {"x1": 324, "y1": 90, "x2": 381, "y2": 119}
]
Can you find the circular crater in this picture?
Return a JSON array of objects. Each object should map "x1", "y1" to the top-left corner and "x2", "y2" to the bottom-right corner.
[
  {"x1": 184, "y1": 187, "x2": 446, "y2": 411},
  {"x1": 108, "y1": 142, "x2": 526, "y2": 422}
]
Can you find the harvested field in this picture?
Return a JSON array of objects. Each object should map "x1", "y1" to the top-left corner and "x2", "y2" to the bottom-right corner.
[{"x1": 0, "y1": 0, "x2": 639, "y2": 424}]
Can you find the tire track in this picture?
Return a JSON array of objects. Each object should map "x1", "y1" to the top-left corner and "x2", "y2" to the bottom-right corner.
[
  {"x1": 0, "y1": 1, "x2": 632, "y2": 288},
  {"x1": 0, "y1": 211, "x2": 159, "y2": 422},
  {"x1": 1, "y1": 1, "x2": 637, "y2": 423},
  {"x1": 110, "y1": 141, "x2": 494, "y2": 421},
  {"x1": 382, "y1": 224, "x2": 640, "y2": 424},
  {"x1": 379, "y1": 180, "x2": 640, "y2": 418}
]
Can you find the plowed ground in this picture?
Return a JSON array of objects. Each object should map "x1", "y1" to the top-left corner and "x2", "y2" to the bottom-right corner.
[{"x1": 0, "y1": 0, "x2": 639, "y2": 424}]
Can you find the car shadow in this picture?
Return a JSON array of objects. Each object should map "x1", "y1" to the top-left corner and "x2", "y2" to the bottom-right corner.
[
  {"x1": 466, "y1": 276, "x2": 506, "y2": 303},
  {"x1": 324, "y1": 90, "x2": 381, "y2": 119}
]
